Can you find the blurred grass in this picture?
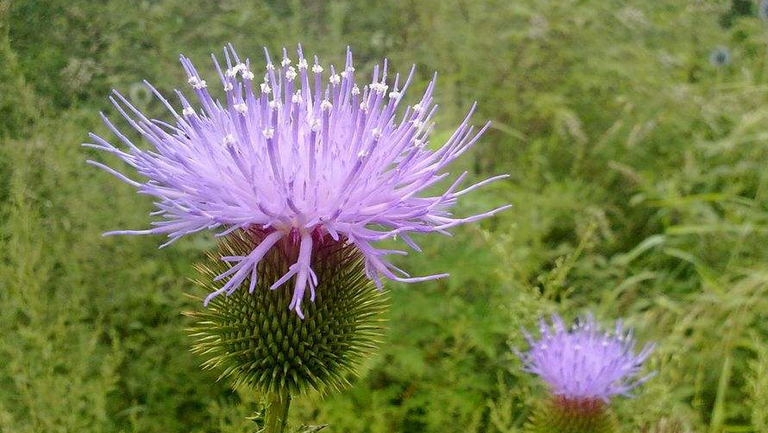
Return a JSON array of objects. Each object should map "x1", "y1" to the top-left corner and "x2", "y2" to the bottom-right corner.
[{"x1": 3, "y1": 0, "x2": 768, "y2": 432}]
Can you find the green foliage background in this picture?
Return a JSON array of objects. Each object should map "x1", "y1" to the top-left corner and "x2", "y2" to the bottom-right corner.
[{"x1": 2, "y1": 0, "x2": 768, "y2": 431}]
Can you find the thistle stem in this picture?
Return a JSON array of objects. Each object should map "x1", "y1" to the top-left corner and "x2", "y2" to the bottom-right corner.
[{"x1": 264, "y1": 393, "x2": 291, "y2": 433}]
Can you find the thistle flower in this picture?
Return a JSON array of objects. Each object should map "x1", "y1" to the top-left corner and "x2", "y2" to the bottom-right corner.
[
  {"x1": 709, "y1": 47, "x2": 731, "y2": 67},
  {"x1": 760, "y1": 0, "x2": 768, "y2": 21},
  {"x1": 520, "y1": 313, "x2": 655, "y2": 402},
  {"x1": 518, "y1": 314, "x2": 655, "y2": 433},
  {"x1": 84, "y1": 45, "x2": 509, "y2": 317}
]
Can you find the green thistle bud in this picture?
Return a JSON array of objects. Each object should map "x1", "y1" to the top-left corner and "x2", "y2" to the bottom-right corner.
[
  {"x1": 186, "y1": 229, "x2": 387, "y2": 397},
  {"x1": 525, "y1": 396, "x2": 619, "y2": 433}
]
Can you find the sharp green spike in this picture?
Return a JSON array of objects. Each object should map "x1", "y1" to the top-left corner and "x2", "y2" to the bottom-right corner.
[{"x1": 186, "y1": 230, "x2": 388, "y2": 396}]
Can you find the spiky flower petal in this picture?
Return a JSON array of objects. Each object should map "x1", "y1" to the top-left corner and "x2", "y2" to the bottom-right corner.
[
  {"x1": 518, "y1": 314, "x2": 655, "y2": 402},
  {"x1": 85, "y1": 45, "x2": 509, "y2": 316},
  {"x1": 187, "y1": 229, "x2": 386, "y2": 396}
]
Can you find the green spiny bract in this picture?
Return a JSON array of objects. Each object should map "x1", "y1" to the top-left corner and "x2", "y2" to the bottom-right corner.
[
  {"x1": 186, "y1": 229, "x2": 387, "y2": 396},
  {"x1": 525, "y1": 396, "x2": 618, "y2": 433}
]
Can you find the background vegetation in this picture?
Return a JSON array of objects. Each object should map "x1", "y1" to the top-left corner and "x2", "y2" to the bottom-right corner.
[{"x1": 2, "y1": 0, "x2": 768, "y2": 431}]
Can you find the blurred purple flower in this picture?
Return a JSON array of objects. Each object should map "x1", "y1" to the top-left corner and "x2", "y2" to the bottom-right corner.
[
  {"x1": 760, "y1": 0, "x2": 768, "y2": 21},
  {"x1": 709, "y1": 47, "x2": 731, "y2": 67},
  {"x1": 518, "y1": 314, "x2": 655, "y2": 402},
  {"x1": 85, "y1": 45, "x2": 509, "y2": 317}
]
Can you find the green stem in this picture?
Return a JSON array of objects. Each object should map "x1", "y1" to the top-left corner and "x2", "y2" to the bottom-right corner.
[{"x1": 264, "y1": 393, "x2": 291, "y2": 433}]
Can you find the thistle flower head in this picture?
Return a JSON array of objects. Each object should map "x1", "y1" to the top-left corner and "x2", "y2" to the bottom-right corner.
[
  {"x1": 518, "y1": 314, "x2": 655, "y2": 402},
  {"x1": 85, "y1": 44, "x2": 509, "y2": 317},
  {"x1": 760, "y1": 0, "x2": 768, "y2": 21}
]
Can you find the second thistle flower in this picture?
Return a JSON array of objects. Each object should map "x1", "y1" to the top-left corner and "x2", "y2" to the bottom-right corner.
[{"x1": 517, "y1": 314, "x2": 656, "y2": 433}]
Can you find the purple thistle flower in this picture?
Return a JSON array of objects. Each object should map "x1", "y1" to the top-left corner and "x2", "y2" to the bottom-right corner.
[
  {"x1": 518, "y1": 314, "x2": 655, "y2": 402},
  {"x1": 709, "y1": 47, "x2": 731, "y2": 67},
  {"x1": 760, "y1": 0, "x2": 768, "y2": 21},
  {"x1": 84, "y1": 45, "x2": 510, "y2": 317}
]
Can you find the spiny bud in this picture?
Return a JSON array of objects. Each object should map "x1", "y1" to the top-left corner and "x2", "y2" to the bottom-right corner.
[
  {"x1": 186, "y1": 229, "x2": 387, "y2": 396},
  {"x1": 525, "y1": 396, "x2": 619, "y2": 433}
]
